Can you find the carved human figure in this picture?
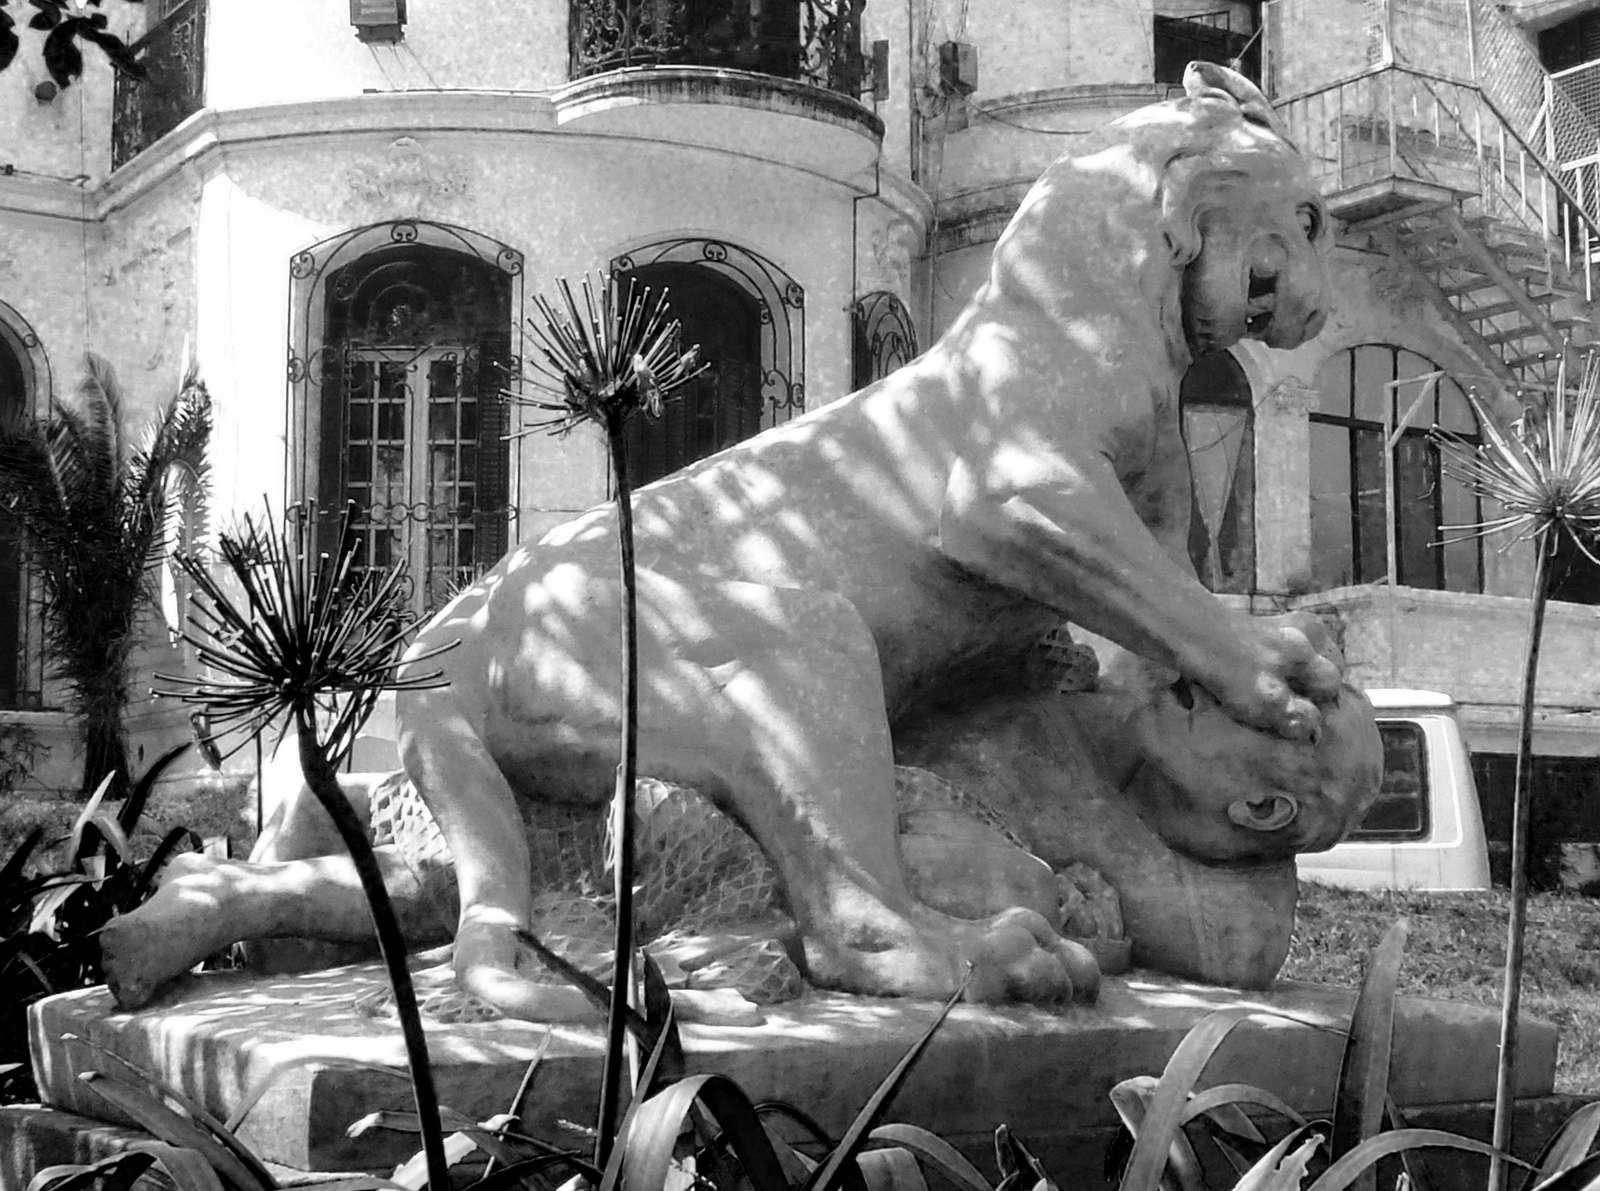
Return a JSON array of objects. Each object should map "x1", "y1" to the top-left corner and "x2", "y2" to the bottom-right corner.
[{"x1": 100, "y1": 63, "x2": 1379, "y2": 1014}]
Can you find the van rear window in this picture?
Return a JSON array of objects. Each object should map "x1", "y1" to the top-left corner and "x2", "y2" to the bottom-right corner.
[{"x1": 1348, "y1": 722, "x2": 1429, "y2": 841}]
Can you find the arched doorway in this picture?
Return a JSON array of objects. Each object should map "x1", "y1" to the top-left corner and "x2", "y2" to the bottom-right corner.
[
  {"x1": 0, "y1": 306, "x2": 47, "y2": 709},
  {"x1": 621, "y1": 263, "x2": 763, "y2": 488},
  {"x1": 288, "y1": 222, "x2": 522, "y2": 617},
  {"x1": 1181, "y1": 350, "x2": 1255, "y2": 594},
  {"x1": 613, "y1": 238, "x2": 805, "y2": 489}
]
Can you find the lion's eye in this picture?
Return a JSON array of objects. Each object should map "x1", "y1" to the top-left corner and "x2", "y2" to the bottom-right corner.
[{"x1": 1297, "y1": 204, "x2": 1322, "y2": 241}]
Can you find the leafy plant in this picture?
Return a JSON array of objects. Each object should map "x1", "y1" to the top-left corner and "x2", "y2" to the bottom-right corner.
[
  {"x1": 1433, "y1": 348, "x2": 1600, "y2": 1189},
  {"x1": 0, "y1": 0, "x2": 145, "y2": 87},
  {"x1": 0, "y1": 743, "x2": 193, "y2": 1105},
  {"x1": 1104, "y1": 919, "x2": 1551, "y2": 1191},
  {"x1": 510, "y1": 271, "x2": 703, "y2": 1165},
  {"x1": 153, "y1": 504, "x2": 458, "y2": 1190},
  {"x1": 0, "y1": 718, "x2": 39, "y2": 800},
  {"x1": 0, "y1": 353, "x2": 210, "y2": 798}
]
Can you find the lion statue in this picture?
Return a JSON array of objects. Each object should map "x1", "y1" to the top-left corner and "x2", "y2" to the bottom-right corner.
[{"x1": 100, "y1": 63, "x2": 1380, "y2": 1016}]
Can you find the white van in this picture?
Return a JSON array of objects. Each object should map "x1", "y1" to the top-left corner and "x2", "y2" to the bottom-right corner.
[{"x1": 1296, "y1": 689, "x2": 1492, "y2": 892}]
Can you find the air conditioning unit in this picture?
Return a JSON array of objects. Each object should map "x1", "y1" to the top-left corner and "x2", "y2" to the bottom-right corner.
[{"x1": 351, "y1": 0, "x2": 406, "y2": 43}]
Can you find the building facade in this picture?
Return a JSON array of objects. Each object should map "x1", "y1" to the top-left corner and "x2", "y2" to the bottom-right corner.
[{"x1": 2, "y1": 0, "x2": 1600, "y2": 869}]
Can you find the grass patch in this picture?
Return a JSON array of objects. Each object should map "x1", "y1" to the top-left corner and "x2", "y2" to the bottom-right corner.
[
  {"x1": 1286, "y1": 880, "x2": 1600, "y2": 1095},
  {"x1": 0, "y1": 774, "x2": 258, "y2": 873}
]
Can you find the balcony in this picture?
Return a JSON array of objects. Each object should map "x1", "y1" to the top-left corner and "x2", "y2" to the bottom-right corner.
[
  {"x1": 569, "y1": 0, "x2": 865, "y2": 96},
  {"x1": 111, "y1": 0, "x2": 207, "y2": 170}
]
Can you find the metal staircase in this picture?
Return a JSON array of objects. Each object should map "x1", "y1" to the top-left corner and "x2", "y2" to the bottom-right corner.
[{"x1": 1268, "y1": 0, "x2": 1600, "y2": 391}]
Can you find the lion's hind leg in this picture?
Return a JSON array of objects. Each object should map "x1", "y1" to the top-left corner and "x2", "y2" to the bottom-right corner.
[{"x1": 644, "y1": 577, "x2": 1088, "y2": 1004}]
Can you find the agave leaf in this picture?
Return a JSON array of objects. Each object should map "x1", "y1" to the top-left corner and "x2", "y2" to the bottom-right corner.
[
  {"x1": 1118, "y1": 1010, "x2": 1255, "y2": 1191},
  {"x1": 605, "y1": 1073, "x2": 791, "y2": 1191},
  {"x1": 67, "y1": 773, "x2": 116, "y2": 863},
  {"x1": 0, "y1": 826, "x2": 45, "y2": 890},
  {"x1": 1110, "y1": 1074, "x2": 1203, "y2": 1191},
  {"x1": 1231, "y1": 1127, "x2": 1322, "y2": 1191},
  {"x1": 350, "y1": 1109, "x2": 546, "y2": 1171},
  {"x1": 78, "y1": 1072, "x2": 274, "y2": 1191},
  {"x1": 127, "y1": 827, "x2": 204, "y2": 908},
  {"x1": 1183, "y1": 1083, "x2": 1305, "y2": 1136},
  {"x1": 27, "y1": 876, "x2": 95, "y2": 940},
  {"x1": 1525, "y1": 1102, "x2": 1600, "y2": 1190},
  {"x1": 640, "y1": 950, "x2": 685, "y2": 1092},
  {"x1": 391, "y1": 1131, "x2": 481, "y2": 1190},
  {"x1": 1331, "y1": 918, "x2": 1408, "y2": 1184},
  {"x1": 857, "y1": 1148, "x2": 931, "y2": 1191},
  {"x1": 116, "y1": 742, "x2": 193, "y2": 836},
  {"x1": 1306, "y1": 1128, "x2": 1529, "y2": 1191},
  {"x1": 995, "y1": 1125, "x2": 1057, "y2": 1191},
  {"x1": 26, "y1": 1152, "x2": 157, "y2": 1191},
  {"x1": 125, "y1": 1141, "x2": 228, "y2": 1191},
  {"x1": 802, "y1": 975, "x2": 970, "y2": 1191},
  {"x1": 1530, "y1": 1149, "x2": 1600, "y2": 1191},
  {"x1": 466, "y1": 1151, "x2": 603, "y2": 1191},
  {"x1": 66, "y1": 1039, "x2": 278, "y2": 1191},
  {"x1": 756, "y1": 1101, "x2": 835, "y2": 1149},
  {"x1": 868, "y1": 1124, "x2": 990, "y2": 1191}
]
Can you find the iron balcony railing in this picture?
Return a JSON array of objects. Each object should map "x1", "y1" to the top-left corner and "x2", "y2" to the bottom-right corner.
[
  {"x1": 1275, "y1": 64, "x2": 1600, "y2": 301},
  {"x1": 569, "y1": 0, "x2": 865, "y2": 95},
  {"x1": 111, "y1": 0, "x2": 206, "y2": 170}
]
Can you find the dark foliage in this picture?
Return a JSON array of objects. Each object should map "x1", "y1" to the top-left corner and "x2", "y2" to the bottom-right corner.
[
  {"x1": 0, "y1": 354, "x2": 209, "y2": 798},
  {"x1": 0, "y1": 744, "x2": 192, "y2": 1104}
]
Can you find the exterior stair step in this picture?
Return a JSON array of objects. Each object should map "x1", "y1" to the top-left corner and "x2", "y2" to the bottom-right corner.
[{"x1": 1463, "y1": 294, "x2": 1559, "y2": 320}]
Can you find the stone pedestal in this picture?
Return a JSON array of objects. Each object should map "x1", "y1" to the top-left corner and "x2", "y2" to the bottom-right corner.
[{"x1": 14, "y1": 960, "x2": 1558, "y2": 1179}]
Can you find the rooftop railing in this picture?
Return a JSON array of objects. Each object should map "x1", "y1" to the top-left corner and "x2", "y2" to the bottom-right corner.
[{"x1": 568, "y1": 0, "x2": 865, "y2": 95}]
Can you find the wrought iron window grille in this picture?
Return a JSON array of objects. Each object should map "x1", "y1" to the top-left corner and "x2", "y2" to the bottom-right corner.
[
  {"x1": 0, "y1": 304, "x2": 52, "y2": 710},
  {"x1": 286, "y1": 220, "x2": 525, "y2": 617},
  {"x1": 111, "y1": 0, "x2": 206, "y2": 170},
  {"x1": 851, "y1": 290, "x2": 916, "y2": 389},
  {"x1": 610, "y1": 237, "x2": 806, "y2": 489}
]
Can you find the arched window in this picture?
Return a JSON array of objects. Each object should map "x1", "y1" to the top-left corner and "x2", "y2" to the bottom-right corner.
[
  {"x1": 613, "y1": 238, "x2": 804, "y2": 489},
  {"x1": 852, "y1": 291, "x2": 917, "y2": 389},
  {"x1": 288, "y1": 222, "x2": 522, "y2": 615},
  {"x1": 0, "y1": 304, "x2": 48, "y2": 709},
  {"x1": 1182, "y1": 351, "x2": 1254, "y2": 594},
  {"x1": 1309, "y1": 345, "x2": 1482, "y2": 592}
]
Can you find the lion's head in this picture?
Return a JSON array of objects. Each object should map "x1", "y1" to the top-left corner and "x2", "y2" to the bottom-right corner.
[
  {"x1": 1158, "y1": 63, "x2": 1334, "y2": 355},
  {"x1": 997, "y1": 61, "x2": 1332, "y2": 362}
]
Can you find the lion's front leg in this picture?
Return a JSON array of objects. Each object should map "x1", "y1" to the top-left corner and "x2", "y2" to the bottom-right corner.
[{"x1": 939, "y1": 450, "x2": 1341, "y2": 741}]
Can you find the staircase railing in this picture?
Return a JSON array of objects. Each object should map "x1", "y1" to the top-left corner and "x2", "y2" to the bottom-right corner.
[
  {"x1": 1468, "y1": 0, "x2": 1600, "y2": 229},
  {"x1": 1275, "y1": 64, "x2": 1600, "y2": 301}
]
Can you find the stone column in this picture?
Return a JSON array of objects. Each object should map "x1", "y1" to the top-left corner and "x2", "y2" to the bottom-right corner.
[{"x1": 1253, "y1": 377, "x2": 1316, "y2": 596}]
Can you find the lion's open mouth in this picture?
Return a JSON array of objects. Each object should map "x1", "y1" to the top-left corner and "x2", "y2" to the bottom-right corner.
[{"x1": 1246, "y1": 266, "x2": 1277, "y2": 337}]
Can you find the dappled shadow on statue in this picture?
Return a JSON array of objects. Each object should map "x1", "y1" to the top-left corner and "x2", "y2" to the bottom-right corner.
[{"x1": 100, "y1": 62, "x2": 1380, "y2": 1020}]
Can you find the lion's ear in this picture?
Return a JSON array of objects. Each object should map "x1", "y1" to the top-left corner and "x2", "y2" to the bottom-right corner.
[{"x1": 1182, "y1": 61, "x2": 1279, "y2": 132}]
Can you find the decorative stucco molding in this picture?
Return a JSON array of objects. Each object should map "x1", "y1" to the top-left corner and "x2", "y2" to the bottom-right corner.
[{"x1": 346, "y1": 137, "x2": 470, "y2": 211}]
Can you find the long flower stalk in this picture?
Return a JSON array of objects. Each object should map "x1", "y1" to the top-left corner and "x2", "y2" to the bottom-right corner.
[
  {"x1": 156, "y1": 506, "x2": 458, "y2": 1190},
  {"x1": 1489, "y1": 540, "x2": 1550, "y2": 1191},
  {"x1": 505, "y1": 272, "x2": 703, "y2": 1167},
  {"x1": 1433, "y1": 349, "x2": 1600, "y2": 1191}
]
